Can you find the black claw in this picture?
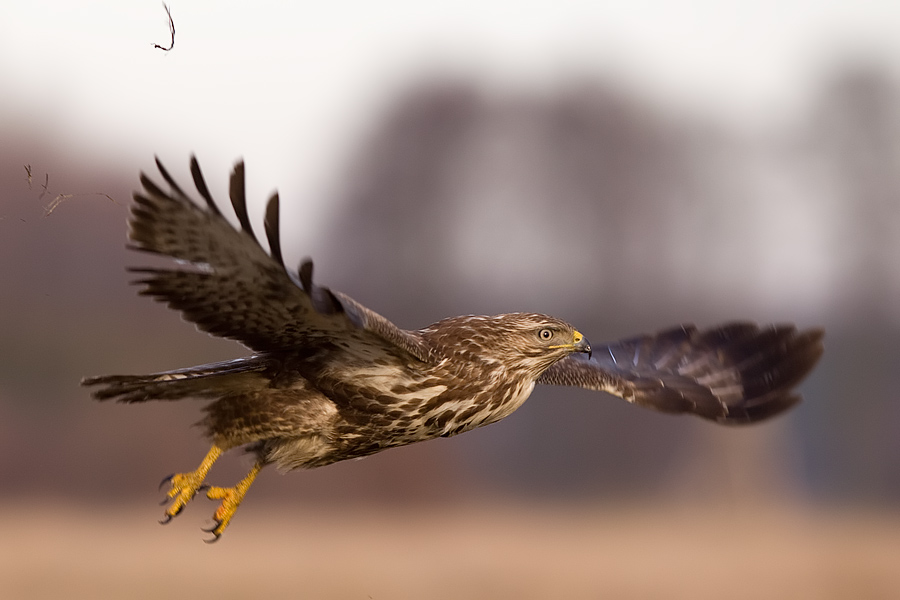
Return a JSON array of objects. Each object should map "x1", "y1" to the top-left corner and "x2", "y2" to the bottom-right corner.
[
  {"x1": 160, "y1": 496, "x2": 171, "y2": 506},
  {"x1": 198, "y1": 483, "x2": 210, "y2": 493},
  {"x1": 159, "y1": 474, "x2": 175, "y2": 491},
  {"x1": 200, "y1": 521, "x2": 220, "y2": 533},
  {"x1": 201, "y1": 522, "x2": 223, "y2": 544},
  {"x1": 160, "y1": 500, "x2": 185, "y2": 524}
]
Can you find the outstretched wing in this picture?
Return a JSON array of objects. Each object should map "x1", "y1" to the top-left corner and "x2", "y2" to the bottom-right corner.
[
  {"x1": 127, "y1": 156, "x2": 430, "y2": 362},
  {"x1": 537, "y1": 323, "x2": 823, "y2": 424}
]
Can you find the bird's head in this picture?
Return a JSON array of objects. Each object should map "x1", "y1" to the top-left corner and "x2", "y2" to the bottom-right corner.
[{"x1": 426, "y1": 312, "x2": 591, "y2": 379}]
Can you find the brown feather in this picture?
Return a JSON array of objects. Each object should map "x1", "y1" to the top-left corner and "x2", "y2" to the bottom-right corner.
[
  {"x1": 82, "y1": 156, "x2": 824, "y2": 538},
  {"x1": 538, "y1": 324, "x2": 824, "y2": 424}
]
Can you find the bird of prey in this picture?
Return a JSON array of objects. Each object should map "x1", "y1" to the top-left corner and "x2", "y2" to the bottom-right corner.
[{"x1": 83, "y1": 157, "x2": 824, "y2": 542}]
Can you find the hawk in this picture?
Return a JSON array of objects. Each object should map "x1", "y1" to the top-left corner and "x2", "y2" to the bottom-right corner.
[{"x1": 83, "y1": 157, "x2": 824, "y2": 541}]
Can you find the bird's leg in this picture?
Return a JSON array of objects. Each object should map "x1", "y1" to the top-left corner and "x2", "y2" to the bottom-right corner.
[
  {"x1": 201, "y1": 461, "x2": 263, "y2": 542},
  {"x1": 159, "y1": 444, "x2": 223, "y2": 524}
]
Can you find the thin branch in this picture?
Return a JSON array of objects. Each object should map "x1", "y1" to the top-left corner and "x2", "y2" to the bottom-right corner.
[
  {"x1": 25, "y1": 164, "x2": 33, "y2": 188},
  {"x1": 43, "y1": 192, "x2": 118, "y2": 217},
  {"x1": 39, "y1": 173, "x2": 50, "y2": 200},
  {"x1": 44, "y1": 194, "x2": 73, "y2": 216},
  {"x1": 153, "y1": 3, "x2": 175, "y2": 52}
]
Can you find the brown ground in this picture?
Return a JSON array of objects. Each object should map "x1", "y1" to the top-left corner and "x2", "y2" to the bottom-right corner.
[{"x1": 2, "y1": 500, "x2": 898, "y2": 599}]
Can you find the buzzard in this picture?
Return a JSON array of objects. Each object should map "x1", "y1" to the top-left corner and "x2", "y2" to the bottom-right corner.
[{"x1": 83, "y1": 157, "x2": 824, "y2": 541}]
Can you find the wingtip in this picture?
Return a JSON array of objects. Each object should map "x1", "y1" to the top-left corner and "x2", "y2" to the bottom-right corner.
[
  {"x1": 189, "y1": 154, "x2": 220, "y2": 214},
  {"x1": 153, "y1": 156, "x2": 189, "y2": 199},
  {"x1": 714, "y1": 324, "x2": 823, "y2": 425},
  {"x1": 298, "y1": 258, "x2": 313, "y2": 291},
  {"x1": 229, "y1": 161, "x2": 252, "y2": 236},
  {"x1": 138, "y1": 170, "x2": 166, "y2": 200},
  {"x1": 264, "y1": 192, "x2": 284, "y2": 268}
]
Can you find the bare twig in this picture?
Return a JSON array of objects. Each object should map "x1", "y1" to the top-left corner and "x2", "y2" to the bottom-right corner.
[
  {"x1": 25, "y1": 166, "x2": 120, "y2": 216},
  {"x1": 153, "y1": 3, "x2": 175, "y2": 52},
  {"x1": 39, "y1": 173, "x2": 50, "y2": 200},
  {"x1": 44, "y1": 194, "x2": 73, "y2": 216},
  {"x1": 43, "y1": 192, "x2": 118, "y2": 217}
]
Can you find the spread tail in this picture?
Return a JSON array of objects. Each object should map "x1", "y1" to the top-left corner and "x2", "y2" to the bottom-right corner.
[{"x1": 82, "y1": 356, "x2": 269, "y2": 403}]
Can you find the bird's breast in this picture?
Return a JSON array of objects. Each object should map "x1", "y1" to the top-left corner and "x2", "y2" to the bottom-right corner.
[
  {"x1": 418, "y1": 378, "x2": 537, "y2": 439},
  {"x1": 320, "y1": 360, "x2": 538, "y2": 444}
]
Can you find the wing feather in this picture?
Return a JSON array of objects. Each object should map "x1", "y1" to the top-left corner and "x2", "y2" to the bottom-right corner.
[
  {"x1": 127, "y1": 156, "x2": 431, "y2": 362},
  {"x1": 538, "y1": 323, "x2": 823, "y2": 424},
  {"x1": 189, "y1": 155, "x2": 220, "y2": 215},
  {"x1": 229, "y1": 160, "x2": 254, "y2": 236},
  {"x1": 153, "y1": 156, "x2": 190, "y2": 200},
  {"x1": 264, "y1": 192, "x2": 284, "y2": 268}
]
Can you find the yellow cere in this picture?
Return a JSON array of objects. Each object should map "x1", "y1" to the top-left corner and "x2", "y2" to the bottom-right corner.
[{"x1": 549, "y1": 330, "x2": 583, "y2": 349}]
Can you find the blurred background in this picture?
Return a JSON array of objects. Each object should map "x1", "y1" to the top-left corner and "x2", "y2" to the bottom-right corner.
[{"x1": 2, "y1": 1, "x2": 899, "y2": 598}]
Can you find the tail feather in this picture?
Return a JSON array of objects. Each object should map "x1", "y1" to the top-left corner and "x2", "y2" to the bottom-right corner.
[{"x1": 82, "y1": 356, "x2": 270, "y2": 403}]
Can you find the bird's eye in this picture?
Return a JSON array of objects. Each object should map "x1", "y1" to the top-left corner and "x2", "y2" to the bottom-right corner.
[{"x1": 538, "y1": 328, "x2": 553, "y2": 341}]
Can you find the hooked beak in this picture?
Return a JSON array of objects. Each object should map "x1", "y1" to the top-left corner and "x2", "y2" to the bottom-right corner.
[
  {"x1": 549, "y1": 330, "x2": 592, "y2": 359},
  {"x1": 573, "y1": 330, "x2": 592, "y2": 359}
]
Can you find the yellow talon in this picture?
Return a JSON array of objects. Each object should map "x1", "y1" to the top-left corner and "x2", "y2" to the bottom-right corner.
[
  {"x1": 202, "y1": 462, "x2": 262, "y2": 541},
  {"x1": 160, "y1": 445, "x2": 223, "y2": 522}
]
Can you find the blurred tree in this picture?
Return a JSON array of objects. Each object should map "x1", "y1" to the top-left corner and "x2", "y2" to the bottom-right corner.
[{"x1": 815, "y1": 64, "x2": 900, "y2": 322}]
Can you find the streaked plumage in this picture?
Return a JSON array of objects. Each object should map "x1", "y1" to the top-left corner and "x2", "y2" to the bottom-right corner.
[{"x1": 83, "y1": 157, "x2": 824, "y2": 541}]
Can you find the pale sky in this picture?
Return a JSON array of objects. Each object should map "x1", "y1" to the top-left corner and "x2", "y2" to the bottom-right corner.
[
  {"x1": 5, "y1": 1, "x2": 899, "y2": 195},
  {"x1": 3, "y1": 0, "x2": 899, "y2": 307}
]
